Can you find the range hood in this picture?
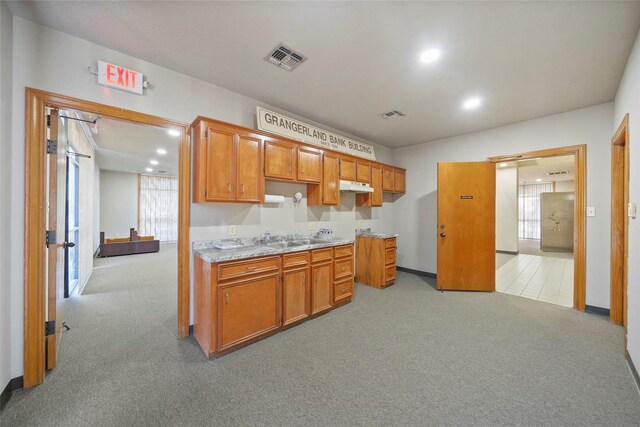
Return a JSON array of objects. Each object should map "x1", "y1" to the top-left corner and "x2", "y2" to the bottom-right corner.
[{"x1": 340, "y1": 180, "x2": 374, "y2": 193}]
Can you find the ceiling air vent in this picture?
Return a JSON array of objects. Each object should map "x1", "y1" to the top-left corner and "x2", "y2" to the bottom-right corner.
[
  {"x1": 380, "y1": 110, "x2": 407, "y2": 119},
  {"x1": 266, "y1": 44, "x2": 306, "y2": 72},
  {"x1": 547, "y1": 171, "x2": 569, "y2": 176}
]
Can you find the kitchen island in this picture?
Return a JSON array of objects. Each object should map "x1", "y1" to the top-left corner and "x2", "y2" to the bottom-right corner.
[{"x1": 193, "y1": 237, "x2": 355, "y2": 358}]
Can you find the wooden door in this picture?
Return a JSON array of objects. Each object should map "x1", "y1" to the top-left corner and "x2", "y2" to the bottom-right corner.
[
  {"x1": 382, "y1": 166, "x2": 395, "y2": 191},
  {"x1": 219, "y1": 274, "x2": 280, "y2": 350},
  {"x1": 323, "y1": 153, "x2": 340, "y2": 205},
  {"x1": 437, "y1": 162, "x2": 495, "y2": 291},
  {"x1": 339, "y1": 157, "x2": 356, "y2": 181},
  {"x1": 297, "y1": 147, "x2": 322, "y2": 183},
  {"x1": 356, "y1": 161, "x2": 371, "y2": 183},
  {"x1": 236, "y1": 136, "x2": 261, "y2": 202},
  {"x1": 46, "y1": 109, "x2": 68, "y2": 370},
  {"x1": 394, "y1": 169, "x2": 406, "y2": 193},
  {"x1": 282, "y1": 268, "x2": 309, "y2": 326},
  {"x1": 206, "y1": 129, "x2": 235, "y2": 200},
  {"x1": 371, "y1": 164, "x2": 383, "y2": 206},
  {"x1": 264, "y1": 140, "x2": 295, "y2": 180},
  {"x1": 311, "y1": 262, "x2": 333, "y2": 314}
]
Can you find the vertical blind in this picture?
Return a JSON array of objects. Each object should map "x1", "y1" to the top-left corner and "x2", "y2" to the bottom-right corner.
[
  {"x1": 139, "y1": 175, "x2": 178, "y2": 242},
  {"x1": 518, "y1": 183, "x2": 553, "y2": 240}
]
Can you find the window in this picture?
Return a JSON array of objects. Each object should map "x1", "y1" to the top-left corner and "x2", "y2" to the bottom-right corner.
[
  {"x1": 518, "y1": 183, "x2": 553, "y2": 240},
  {"x1": 65, "y1": 151, "x2": 80, "y2": 297},
  {"x1": 139, "y1": 175, "x2": 178, "y2": 242}
]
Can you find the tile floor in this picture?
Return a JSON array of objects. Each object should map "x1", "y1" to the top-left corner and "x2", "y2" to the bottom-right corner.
[{"x1": 496, "y1": 254, "x2": 574, "y2": 307}]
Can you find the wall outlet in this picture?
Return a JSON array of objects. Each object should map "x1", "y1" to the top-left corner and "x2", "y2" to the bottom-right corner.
[
  {"x1": 228, "y1": 225, "x2": 236, "y2": 236},
  {"x1": 308, "y1": 222, "x2": 316, "y2": 231}
]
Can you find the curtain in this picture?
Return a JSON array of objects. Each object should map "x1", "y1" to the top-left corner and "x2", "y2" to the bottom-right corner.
[
  {"x1": 139, "y1": 175, "x2": 178, "y2": 242},
  {"x1": 518, "y1": 183, "x2": 553, "y2": 240}
]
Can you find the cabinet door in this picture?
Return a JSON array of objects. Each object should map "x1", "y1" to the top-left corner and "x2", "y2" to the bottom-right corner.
[
  {"x1": 382, "y1": 166, "x2": 395, "y2": 191},
  {"x1": 371, "y1": 164, "x2": 383, "y2": 206},
  {"x1": 236, "y1": 136, "x2": 262, "y2": 202},
  {"x1": 394, "y1": 169, "x2": 406, "y2": 193},
  {"x1": 311, "y1": 263, "x2": 333, "y2": 314},
  {"x1": 219, "y1": 274, "x2": 279, "y2": 350},
  {"x1": 205, "y1": 129, "x2": 235, "y2": 200},
  {"x1": 282, "y1": 268, "x2": 309, "y2": 326},
  {"x1": 339, "y1": 157, "x2": 356, "y2": 181},
  {"x1": 356, "y1": 161, "x2": 371, "y2": 183},
  {"x1": 265, "y1": 140, "x2": 296, "y2": 180},
  {"x1": 323, "y1": 153, "x2": 340, "y2": 205},
  {"x1": 298, "y1": 147, "x2": 322, "y2": 183}
]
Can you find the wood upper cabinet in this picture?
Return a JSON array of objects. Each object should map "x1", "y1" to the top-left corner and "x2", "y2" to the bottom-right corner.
[
  {"x1": 236, "y1": 136, "x2": 262, "y2": 202},
  {"x1": 265, "y1": 140, "x2": 296, "y2": 180},
  {"x1": 311, "y1": 262, "x2": 333, "y2": 315},
  {"x1": 394, "y1": 169, "x2": 406, "y2": 193},
  {"x1": 356, "y1": 160, "x2": 371, "y2": 183},
  {"x1": 356, "y1": 163, "x2": 383, "y2": 207},
  {"x1": 282, "y1": 267, "x2": 310, "y2": 326},
  {"x1": 218, "y1": 273, "x2": 280, "y2": 350},
  {"x1": 205, "y1": 130, "x2": 236, "y2": 201},
  {"x1": 323, "y1": 153, "x2": 340, "y2": 205},
  {"x1": 382, "y1": 166, "x2": 395, "y2": 192},
  {"x1": 339, "y1": 157, "x2": 356, "y2": 181},
  {"x1": 297, "y1": 147, "x2": 322, "y2": 183}
]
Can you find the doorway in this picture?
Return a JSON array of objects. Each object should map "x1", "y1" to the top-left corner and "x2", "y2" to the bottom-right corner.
[
  {"x1": 24, "y1": 88, "x2": 191, "y2": 388},
  {"x1": 495, "y1": 156, "x2": 575, "y2": 307},
  {"x1": 488, "y1": 145, "x2": 587, "y2": 311},
  {"x1": 610, "y1": 114, "x2": 629, "y2": 327}
]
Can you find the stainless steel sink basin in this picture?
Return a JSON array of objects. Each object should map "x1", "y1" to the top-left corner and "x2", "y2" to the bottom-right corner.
[
  {"x1": 264, "y1": 241, "x2": 304, "y2": 248},
  {"x1": 291, "y1": 238, "x2": 330, "y2": 245}
]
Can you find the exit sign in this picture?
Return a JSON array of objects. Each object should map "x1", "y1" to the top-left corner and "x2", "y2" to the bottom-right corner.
[{"x1": 97, "y1": 61, "x2": 144, "y2": 95}]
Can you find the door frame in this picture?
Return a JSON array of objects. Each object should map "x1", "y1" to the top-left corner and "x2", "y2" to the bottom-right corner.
[
  {"x1": 24, "y1": 88, "x2": 191, "y2": 387},
  {"x1": 610, "y1": 114, "x2": 629, "y2": 327},
  {"x1": 488, "y1": 144, "x2": 587, "y2": 311}
]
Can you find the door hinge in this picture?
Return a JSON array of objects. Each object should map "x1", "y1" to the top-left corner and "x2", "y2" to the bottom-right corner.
[
  {"x1": 45, "y1": 320, "x2": 55, "y2": 336},
  {"x1": 204, "y1": 130, "x2": 208, "y2": 138},
  {"x1": 46, "y1": 230, "x2": 56, "y2": 247},
  {"x1": 46, "y1": 139, "x2": 57, "y2": 154},
  {"x1": 47, "y1": 114, "x2": 51, "y2": 128}
]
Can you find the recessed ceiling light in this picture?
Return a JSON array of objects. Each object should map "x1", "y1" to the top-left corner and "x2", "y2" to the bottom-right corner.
[
  {"x1": 462, "y1": 97, "x2": 482, "y2": 110},
  {"x1": 536, "y1": 178, "x2": 542, "y2": 182},
  {"x1": 168, "y1": 129, "x2": 180, "y2": 137},
  {"x1": 145, "y1": 168, "x2": 153, "y2": 172},
  {"x1": 420, "y1": 49, "x2": 441, "y2": 64},
  {"x1": 150, "y1": 160, "x2": 159, "y2": 165},
  {"x1": 156, "y1": 148, "x2": 167, "y2": 155},
  {"x1": 499, "y1": 163, "x2": 508, "y2": 168}
]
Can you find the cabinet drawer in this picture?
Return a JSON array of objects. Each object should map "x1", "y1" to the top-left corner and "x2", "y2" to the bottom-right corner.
[
  {"x1": 283, "y1": 251, "x2": 309, "y2": 269},
  {"x1": 385, "y1": 265, "x2": 396, "y2": 283},
  {"x1": 385, "y1": 248, "x2": 396, "y2": 266},
  {"x1": 334, "y1": 277, "x2": 354, "y2": 302},
  {"x1": 334, "y1": 244, "x2": 353, "y2": 259},
  {"x1": 384, "y1": 238, "x2": 396, "y2": 248},
  {"x1": 334, "y1": 257, "x2": 354, "y2": 279},
  {"x1": 311, "y1": 248, "x2": 333, "y2": 263},
  {"x1": 218, "y1": 256, "x2": 279, "y2": 281}
]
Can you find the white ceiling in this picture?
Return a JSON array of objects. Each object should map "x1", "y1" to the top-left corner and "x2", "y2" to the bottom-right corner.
[
  {"x1": 67, "y1": 110, "x2": 179, "y2": 177},
  {"x1": 10, "y1": 2, "x2": 640, "y2": 148},
  {"x1": 501, "y1": 155, "x2": 575, "y2": 184}
]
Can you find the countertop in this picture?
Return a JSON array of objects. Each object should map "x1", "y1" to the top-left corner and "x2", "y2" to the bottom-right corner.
[
  {"x1": 356, "y1": 232, "x2": 399, "y2": 239},
  {"x1": 193, "y1": 237, "x2": 355, "y2": 263}
]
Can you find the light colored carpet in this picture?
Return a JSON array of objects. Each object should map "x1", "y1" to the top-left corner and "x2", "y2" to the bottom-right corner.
[{"x1": 3, "y1": 244, "x2": 639, "y2": 426}]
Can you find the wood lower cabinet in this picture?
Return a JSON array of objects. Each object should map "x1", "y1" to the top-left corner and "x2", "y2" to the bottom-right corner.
[
  {"x1": 219, "y1": 273, "x2": 280, "y2": 350},
  {"x1": 356, "y1": 235, "x2": 397, "y2": 288},
  {"x1": 194, "y1": 244, "x2": 354, "y2": 358},
  {"x1": 333, "y1": 244, "x2": 354, "y2": 302},
  {"x1": 265, "y1": 140, "x2": 296, "y2": 180}
]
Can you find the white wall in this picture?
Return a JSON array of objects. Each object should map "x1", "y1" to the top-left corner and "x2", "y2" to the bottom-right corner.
[
  {"x1": 496, "y1": 167, "x2": 518, "y2": 253},
  {"x1": 93, "y1": 165, "x2": 100, "y2": 253},
  {"x1": 99, "y1": 170, "x2": 138, "y2": 238},
  {"x1": 614, "y1": 27, "x2": 640, "y2": 375},
  {"x1": 392, "y1": 103, "x2": 614, "y2": 308},
  {"x1": 0, "y1": 0, "x2": 13, "y2": 390},
  {"x1": 8, "y1": 17, "x2": 394, "y2": 379},
  {"x1": 555, "y1": 180, "x2": 575, "y2": 192}
]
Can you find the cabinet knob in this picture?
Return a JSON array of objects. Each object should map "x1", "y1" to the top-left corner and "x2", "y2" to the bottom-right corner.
[
  {"x1": 225, "y1": 292, "x2": 229, "y2": 304},
  {"x1": 227, "y1": 182, "x2": 232, "y2": 193},
  {"x1": 240, "y1": 183, "x2": 245, "y2": 193}
]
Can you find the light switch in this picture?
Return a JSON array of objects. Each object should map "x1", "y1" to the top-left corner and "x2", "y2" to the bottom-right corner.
[
  {"x1": 228, "y1": 225, "x2": 236, "y2": 236},
  {"x1": 628, "y1": 202, "x2": 637, "y2": 218},
  {"x1": 586, "y1": 207, "x2": 596, "y2": 217},
  {"x1": 308, "y1": 222, "x2": 316, "y2": 231}
]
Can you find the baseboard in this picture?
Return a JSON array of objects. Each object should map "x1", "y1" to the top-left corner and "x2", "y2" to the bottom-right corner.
[
  {"x1": 396, "y1": 266, "x2": 437, "y2": 279},
  {"x1": 189, "y1": 324, "x2": 194, "y2": 336},
  {"x1": 496, "y1": 250, "x2": 518, "y2": 255},
  {"x1": 626, "y1": 350, "x2": 640, "y2": 394},
  {"x1": 585, "y1": 305, "x2": 610, "y2": 316},
  {"x1": 77, "y1": 270, "x2": 93, "y2": 295},
  {"x1": 0, "y1": 376, "x2": 24, "y2": 412}
]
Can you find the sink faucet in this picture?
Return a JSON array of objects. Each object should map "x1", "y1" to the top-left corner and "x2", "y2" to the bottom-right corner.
[{"x1": 264, "y1": 231, "x2": 271, "y2": 243}]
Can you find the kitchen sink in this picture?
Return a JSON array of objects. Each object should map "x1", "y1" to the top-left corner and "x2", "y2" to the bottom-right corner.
[
  {"x1": 291, "y1": 238, "x2": 331, "y2": 245},
  {"x1": 263, "y1": 241, "x2": 304, "y2": 248}
]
